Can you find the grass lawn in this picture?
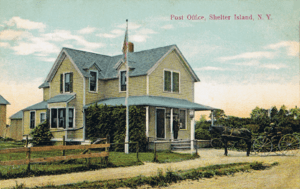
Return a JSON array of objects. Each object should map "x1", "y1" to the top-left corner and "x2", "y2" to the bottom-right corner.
[{"x1": 0, "y1": 140, "x2": 198, "y2": 180}]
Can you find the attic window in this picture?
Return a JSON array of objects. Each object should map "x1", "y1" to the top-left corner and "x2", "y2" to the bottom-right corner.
[
  {"x1": 164, "y1": 70, "x2": 179, "y2": 93},
  {"x1": 120, "y1": 71, "x2": 126, "y2": 92},
  {"x1": 89, "y1": 71, "x2": 98, "y2": 92},
  {"x1": 60, "y1": 72, "x2": 73, "y2": 93}
]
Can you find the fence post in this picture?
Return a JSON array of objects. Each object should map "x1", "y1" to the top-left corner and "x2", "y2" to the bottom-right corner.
[
  {"x1": 62, "y1": 136, "x2": 66, "y2": 156},
  {"x1": 136, "y1": 142, "x2": 139, "y2": 162},
  {"x1": 26, "y1": 147, "x2": 31, "y2": 174},
  {"x1": 25, "y1": 135, "x2": 28, "y2": 147},
  {"x1": 105, "y1": 134, "x2": 110, "y2": 164},
  {"x1": 195, "y1": 140, "x2": 198, "y2": 155},
  {"x1": 153, "y1": 142, "x2": 157, "y2": 162}
]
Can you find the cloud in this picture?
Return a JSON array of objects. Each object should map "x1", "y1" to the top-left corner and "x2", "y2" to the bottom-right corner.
[
  {"x1": 130, "y1": 34, "x2": 149, "y2": 42},
  {"x1": 0, "y1": 42, "x2": 10, "y2": 47},
  {"x1": 138, "y1": 28, "x2": 157, "y2": 34},
  {"x1": 11, "y1": 39, "x2": 60, "y2": 55},
  {"x1": 260, "y1": 63, "x2": 288, "y2": 70},
  {"x1": 42, "y1": 30, "x2": 105, "y2": 49},
  {"x1": 117, "y1": 22, "x2": 141, "y2": 30},
  {"x1": 232, "y1": 60, "x2": 260, "y2": 66},
  {"x1": 265, "y1": 41, "x2": 299, "y2": 56},
  {"x1": 0, "y1": 29, "x2": 27, "y2": 40},
  {"x1": 218, "y1": 51, "x2": 275, "y2": 62},
  {"x1": 78, "y1": 26, "x2": 97, "y2": 34},
  {"x1": 96, "y1": 33, "x2": 118, "y2": 38},
  {"x1": 161, "y1": 24, "x2": 174, "y2": 29},
  {"x1": 39, "y1": 57, "x2": 56, "y2": 62},
  {"x1": 5, "y1": 17, "x2": 46, "y2": 31},
  {"x1": 194, "y1": 66, "x2": 226, "y2": 71},
  {"x1": 111, "y1": 29, "x2": 124, "y2": 35}
]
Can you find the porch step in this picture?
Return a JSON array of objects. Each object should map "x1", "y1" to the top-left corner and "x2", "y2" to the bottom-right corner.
[
  {"x1": 81, "y1": 140, "x2": 92, "y2": 145},
  {"x1": 171, "y1": 140, "x2": 191, "y2": 150}
]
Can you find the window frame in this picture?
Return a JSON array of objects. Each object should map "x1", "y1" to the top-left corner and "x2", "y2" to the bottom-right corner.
[
  {"x1": 119, "y1": 70, "x2": 127, "y2": 92},
  {"x1": 30, "y1": 111, "x2": 36, "y2": 129},
  {"x1": 68, "y1": 108, "x2": 75, "y2": 128},
  {"x1": 163, "y1": 69, "x2": 180, "y2": 93},
  {"x1": 89, "y1": 70, "x2": 98, "y2": 93}
]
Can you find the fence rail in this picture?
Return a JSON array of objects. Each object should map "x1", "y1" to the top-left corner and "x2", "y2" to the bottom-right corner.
[{"x1": 0, "y1": 138, "x2": 110, "y2": 171}]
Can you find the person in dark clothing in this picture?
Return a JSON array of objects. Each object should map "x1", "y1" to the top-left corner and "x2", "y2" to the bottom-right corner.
[{"x1": 173, "y1": 117, "x2": 180, "y2": 140}]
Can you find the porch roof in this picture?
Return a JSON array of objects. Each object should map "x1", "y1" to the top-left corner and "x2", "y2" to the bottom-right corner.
[
  {"x1": 84, "y1": 96, "x2": 216, "y2": 111},
  {"x1": 23, "y1": 101, "x2": 48, "y2": 111},
  {"x1": 47, "y1": 94, "x2": 76, "y2": 103}
]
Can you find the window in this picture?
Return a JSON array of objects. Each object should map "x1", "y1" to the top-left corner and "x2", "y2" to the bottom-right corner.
[
  {"x1": 51, "y1": 109, "x2": 57, "y2": 128},
  {"x1": 30, "y1": 111, "x2": 35, "y2": 129},
  {"x1": 164, "y1": 70, "x2": 179, "y2": 93},
  {"x1": 120, "y1": 71, "x2": 126, "y2": 91},
  {"x1": 58, "y1": 109, "x2": 66, "y2": 128},
  {"x1": 60, "y1": 72, "x2": 73, "y2": 93},
  {"x1": 89, "y1": 71, "x2": 97, "y2": 92},
  {"x1": 51, "y1": 108, "x2": 74, "y2": 129},
  {"x1": 179, "y1": 110, "x2": 186, "y2": 130},
  {"x1": 68, "y1": 108, "x2": 74, "y2": 128},
  {"x1": 40, "y1": 113, "x2": 46, "y2": 123}
]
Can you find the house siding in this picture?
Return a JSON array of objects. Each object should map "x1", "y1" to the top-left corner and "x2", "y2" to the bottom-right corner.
[
  {"x1": 23, "y1": 109, "x2": 47, "y2": 136},
  {"x1": 8, "y1": 119, "x2": 23, "y2": 141},
  {"x1": 85, "y1": 65, "x2": 105, "y2": 105},
  {"x1": 149, "y1": 50, "x2": 194, "y2": 101},
  {"x1": 103, "y1": 75, "x2": 147, "y2": 99},
  {"x1": 0, "y1": 105, "x2": 6, "y2": 137},
  {"x1": 43, "y1": 88, "x2": 50, "y2": 101}
]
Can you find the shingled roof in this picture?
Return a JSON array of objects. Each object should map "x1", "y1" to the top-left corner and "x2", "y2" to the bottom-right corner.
[
  {"x1": 40, "y1": 44, "x2": 199, "y2": 88},
  {"x1": 0, "y1": 95, "x2": 10, "y2": 105}
]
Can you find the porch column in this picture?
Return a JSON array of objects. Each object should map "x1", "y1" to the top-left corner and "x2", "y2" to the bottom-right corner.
[
  {"x1": 211, "y1": 110, "x2": 214, "y2": 126},
  {"x1": 145, "y1": 106, "x2": 149, "y2": 138},
  {"x1": 190, "y1": 110, "x2": 195, "y2": 152},
  {"x1": 170, "y1": 108, "x2": 174, "y2": 141}
]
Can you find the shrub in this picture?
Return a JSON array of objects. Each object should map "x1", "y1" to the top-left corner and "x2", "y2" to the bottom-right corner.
[{"x1": 30, "y1": 121, "x2": 53, "y2": 146}]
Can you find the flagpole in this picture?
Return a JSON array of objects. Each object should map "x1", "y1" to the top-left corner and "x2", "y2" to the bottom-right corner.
[{"x1": 125, "y1": 19, "x2": 129, "y2": 154}]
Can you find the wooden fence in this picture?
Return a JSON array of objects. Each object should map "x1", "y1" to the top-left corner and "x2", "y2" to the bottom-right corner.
[{"x1": 0, "y1": 140, "x2": 110, "y2": 172}]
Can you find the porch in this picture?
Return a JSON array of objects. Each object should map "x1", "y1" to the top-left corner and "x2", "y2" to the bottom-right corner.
[{"x1": 84, "y1": 95, "x2": 216, "y2": 150}]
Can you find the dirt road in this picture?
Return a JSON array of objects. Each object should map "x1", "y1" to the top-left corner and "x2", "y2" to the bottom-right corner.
[{"x1": 0, "y1": 149, "x2": 299, "y2": 188}]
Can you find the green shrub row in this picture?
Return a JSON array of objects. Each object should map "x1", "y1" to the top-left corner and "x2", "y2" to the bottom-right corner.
[{"x1": 85, "y1": 104, "x2": 148, "y2": 152}]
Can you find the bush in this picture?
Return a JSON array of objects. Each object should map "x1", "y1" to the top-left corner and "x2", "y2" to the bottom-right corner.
[{"x1": 30, "y1": 121, "x2": 53, "y2": 146}]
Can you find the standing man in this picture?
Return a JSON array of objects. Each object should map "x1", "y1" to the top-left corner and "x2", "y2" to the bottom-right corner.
[{"x1": 173, "y1": 117, "x2": 179, "y2": 140}]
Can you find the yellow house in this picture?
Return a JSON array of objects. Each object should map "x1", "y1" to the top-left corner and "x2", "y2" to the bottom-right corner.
[{"x1": 17, "y1": 44, "x2": 215, "y2": 149}]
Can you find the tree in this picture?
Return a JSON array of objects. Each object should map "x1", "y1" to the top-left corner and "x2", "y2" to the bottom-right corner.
[{"x1": 210, "y1": 109, "x2": 226, "y2": 125}]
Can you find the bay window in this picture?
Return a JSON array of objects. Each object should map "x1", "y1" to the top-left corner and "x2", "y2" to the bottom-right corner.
[{"x1": 50, "y1": 108, "x2": 74, "y2": 129}]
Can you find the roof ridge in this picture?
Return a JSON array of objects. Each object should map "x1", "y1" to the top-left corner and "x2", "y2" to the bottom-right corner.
[{"x1": 63, "y1": 47, "x2": 112, "y2": 57}]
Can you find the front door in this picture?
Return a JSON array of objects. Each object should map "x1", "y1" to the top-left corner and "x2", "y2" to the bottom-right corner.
[{"x1": 156, "y1": 109, "x2": 165, "y2": 139}]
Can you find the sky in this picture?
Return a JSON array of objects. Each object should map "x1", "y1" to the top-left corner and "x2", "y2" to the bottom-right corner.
[{"x1": 0, "y1": 0, "x2": 299, "y2": 122}]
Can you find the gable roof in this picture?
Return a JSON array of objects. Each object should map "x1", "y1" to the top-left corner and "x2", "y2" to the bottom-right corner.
[
  {"x1": 41, "y1": 44, "x2": 199, "y2": 87},
  {"x1": 23, "y1": 101, "x2": 48, "y2": 111},
  {"x1": 0, "y1": 95, "x2": 10, "y2": 105}
]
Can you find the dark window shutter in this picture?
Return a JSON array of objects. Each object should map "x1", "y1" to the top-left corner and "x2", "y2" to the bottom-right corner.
[
  {"x1": 70, "y1": 72, "x2": 73, "y2": 93},
  {"x1": 60, "y1": 74, "x2": 63, "y2": 93}
]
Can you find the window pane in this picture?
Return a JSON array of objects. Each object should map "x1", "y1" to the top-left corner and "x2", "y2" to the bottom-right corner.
[
  {"x1": 164, "y1": 71, "x2": 171, "y2": 91},
  {"x1": 90, "y1": 72, "x2": 97, "y2": 91},
  {"x1": 58, "y1": 109, "x2": 66, "y2": 128},
  {"x1": 121, "y1": 71, "x2": 126, "y2": 91},
  {"x1": 173, "y1": 72, "x2": 179, "y2": 92},
  {"x1": 65, "y1": 73, "x2": 70, "y2": 92},
  {"x1": 180, "y1": 110, "x2": 186, "y2": 129},
  {"x1": 30, "y1": 112, "x2": 35, "y2": 129},
  {"x1": 40, "y1": 113, "x2": 46, "y2": 123},
  {"x1": 69, "y1": 109, "x2": 74, "y2": 128},
  {"x1": 51, "y1": 109, "x2": 57, "y2": 128}
]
